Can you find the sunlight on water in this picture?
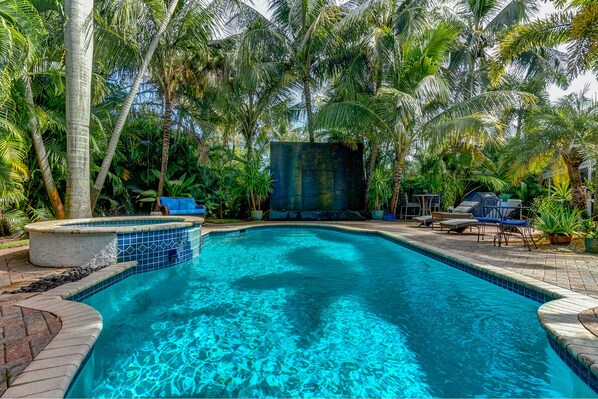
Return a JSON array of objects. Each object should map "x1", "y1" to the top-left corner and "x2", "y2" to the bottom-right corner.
[{"x1": 67, "y1": 228, "x2": 597, "y2": 398}]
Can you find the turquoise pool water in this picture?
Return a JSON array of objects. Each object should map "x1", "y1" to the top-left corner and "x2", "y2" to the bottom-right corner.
[{"x1": 67, "y1": 228, "x2": 597, "y2": 398}]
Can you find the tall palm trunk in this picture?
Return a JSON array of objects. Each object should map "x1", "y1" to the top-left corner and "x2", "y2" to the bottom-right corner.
[
  {"x1": 565, "y1": 157, "x2": 587, "y2": 210},
  {"x1": 64, "y1": 0, "x2": 93, "y2": 219},
  {"x1": 23, "y1": 76, "x2": 65, "y2": 219},
  {"x1": 90, "y1": 0, "x2": 180, "y2": 211},
  {"x1": 155, "y1": 97, "x2": 174, "y2": 210},
  {"x1": 245, "y1": 127, "x2": 255, "y2": 161},
  {"x1": 303, "y1": 75, "x2": 315, "y2": 143},
  {"x1": 364, "y1": 135, "x2": 379, "y2": 207},
  {"x1": 389, "y1": 143, "x2": 407, "y2": 215}
]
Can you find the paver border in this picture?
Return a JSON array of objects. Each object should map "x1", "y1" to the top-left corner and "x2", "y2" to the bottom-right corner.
[
  {"x1": 2, "y1": 261, "x2": 137, "y2": 398},
  {"x1": 5, "y1": 222, "x2": 598, "y2": 398}
]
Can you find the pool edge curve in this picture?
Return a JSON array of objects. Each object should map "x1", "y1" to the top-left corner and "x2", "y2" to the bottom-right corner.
[{"x1": 6, "y1": 222, "x2": 598, "y2": 397}]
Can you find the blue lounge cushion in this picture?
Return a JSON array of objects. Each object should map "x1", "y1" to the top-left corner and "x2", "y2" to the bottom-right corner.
[
  {"x1": 178, "y1": 197, "x2": 196, "y2": 210},
  {"x1": 160, "y1": 197, "x2": 179, "y2": 211},
  {"x1": 160, "y1": 197, "x2": 206, "y2": 215},
  {"x1": 476, "y1": 217, "x2": 502, "y2": 224},
  {"x1": 500, "y1": 220, "x2": 529, "y2": 227}
]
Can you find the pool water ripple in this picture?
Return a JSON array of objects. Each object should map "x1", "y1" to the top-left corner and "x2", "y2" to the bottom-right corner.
[{"x1": 67, "y1": 228, "x2": 597, "y2": 398}]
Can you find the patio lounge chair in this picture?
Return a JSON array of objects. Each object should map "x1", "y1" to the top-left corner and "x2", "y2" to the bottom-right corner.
[
  {"x1": 413, "y1": 201, "x2": 478, "y2": 227},
  {"x1": 438, "y1": 216, "x2": 479, "y2": 234}
]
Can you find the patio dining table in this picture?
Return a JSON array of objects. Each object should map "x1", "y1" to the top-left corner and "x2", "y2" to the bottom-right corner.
[{"x1": 414, "y1": 193, "x2": 439, "y2": 216}]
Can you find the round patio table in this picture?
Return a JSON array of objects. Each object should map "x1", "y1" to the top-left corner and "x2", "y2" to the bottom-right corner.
[{"x1": 414, "y1": 194, "x2": 439, "y2": 216}]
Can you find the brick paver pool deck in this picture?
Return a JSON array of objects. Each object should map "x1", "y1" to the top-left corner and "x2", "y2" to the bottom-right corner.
[{"x1": 0, "y1": 220, "x2": 597, "y2": 396}]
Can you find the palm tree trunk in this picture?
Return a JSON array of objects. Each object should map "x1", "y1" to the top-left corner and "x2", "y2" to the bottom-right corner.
[
  {"x1": 246, "y1": 134, "x2": 254, "y2": 161},
  {"x1": 155, "y1": 97, "x2": 174, "y2": 210},
  {"x1": 389, "y1": 143, "x2": 407, "y2": 215},
  {"x1": 64, "y1": 0, "x2": 93, "y2": 219},
  {"x1": 566, "y1": 160, "x2": 587, "y2": 210},
  {"x1": 23, "y1": 76, "x2": 65, "y2": 219},
  {"x1": 90, "y1": 0, "x2": 180, "y2": 211},
  {"x1": 303, "y1": 75, "x2": 315, "y2": 143},
  {"x1": 364, "y1": 135, "x2": 379, "y2": 207}
]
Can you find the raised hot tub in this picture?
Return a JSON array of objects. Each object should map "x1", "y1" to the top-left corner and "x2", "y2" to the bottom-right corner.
[{"x1": 25, "y1": 216, "x2": 203, "y2": 269}]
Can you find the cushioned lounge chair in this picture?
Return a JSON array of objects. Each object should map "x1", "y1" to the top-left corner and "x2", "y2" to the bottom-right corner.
[
  {"x1": 413, "y1": 201, "x2": 478, "y2": 227},
  {"x1": 438, "y1": 217, "x2": 480, "y2": 234}
]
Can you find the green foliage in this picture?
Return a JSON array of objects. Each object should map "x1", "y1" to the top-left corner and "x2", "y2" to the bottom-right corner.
[
  {"x1": 239, "y1": 158, "x2": 273, "y2": 211},
  {"x1": 368, "y1": 166, "x2": 392, "y2": 210},
  {"x1": 0, "y1": 239, "x2": 28, "y2": 249},
  {"x1": 550, "y1": 181, "x2": 573, "y2": 203},
  {"x1": 532, "y1": 196, "x2": 583, "y2": 237},
  {"x1": 581, "y1": 218, "x2": 597, "y2": 236},
  {"x1": 0, "y1": 0, "x2": 590, "y2": 229},
  {"x1": 496, "y1": 1, "x2": 598, "y2": 77}
]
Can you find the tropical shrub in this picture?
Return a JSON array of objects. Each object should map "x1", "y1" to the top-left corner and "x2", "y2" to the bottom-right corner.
[
  {"x1": 368, "y1": 166, "x2": 392, "y2": 211},
  {"x1": 533, "y1": 197, "x2": 582, "y2": 237},
  {"x1": 240, "y1": 159, "x2": 273, "y2": 212}
]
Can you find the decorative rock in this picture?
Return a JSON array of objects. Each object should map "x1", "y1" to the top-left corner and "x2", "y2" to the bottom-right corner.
[{"x1": 5, "y1": 264, "x2": 109, "y2": 295}]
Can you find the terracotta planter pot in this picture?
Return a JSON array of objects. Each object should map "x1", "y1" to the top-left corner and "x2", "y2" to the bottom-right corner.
[
  {"x1": 548, "y1": 234, "x2": 572, "y2": 245},
  {"x1": 585, "y1": 237, "x2": 598, "y2": 253}
]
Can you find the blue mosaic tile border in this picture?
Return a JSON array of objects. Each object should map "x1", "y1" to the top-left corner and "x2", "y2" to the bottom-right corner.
[
  {"x1": 117, "y1": 227, "x2": 201, "y2": 272},
  {"x1": 207, "y1": 225, "x2": 552, "y2": 303},
  {"x1": 69, "y1": 268, "x2": 135, "y2": 303},
  {"x1": 70, "y1": 226, "x2": 201, "y2": 302},
  {"x1": 548, "y1": 335, "x2": 598, "y2": 393}
]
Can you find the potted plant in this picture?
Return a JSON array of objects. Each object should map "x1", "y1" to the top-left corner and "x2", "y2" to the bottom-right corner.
[
  {"x1": 582, "y1": 219, "x2": 598, "y2": 253},
  {"x1": 499, "y1": 193, "x2": 512, "y2": 207},
  {"x1": 369, "y1": 167, "x2": 391, "y2": 220},
  {"x1": 241, "y1": 159, "x2": 273, "y2": 221},
  {"x1": 533, "y1": 197, "x2": 582, "y2": 245}
]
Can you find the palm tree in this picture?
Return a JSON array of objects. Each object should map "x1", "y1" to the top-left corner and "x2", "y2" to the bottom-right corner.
[
  {"x1": 333, "y1": 0, "x2": 425, "y2": 204},
  {"x1": 150, "y1": 0, "x2": 215, "y2": 205},
  {"x1": 447, "y1": 0, "x2": 537, "y2": 98},
  {"x1": 0, "y1": 0, "x2": 64, "y2": 218},
  {"x1": 64, "y1": 0, "x2": 94, "y2": 218},
  {"x1": 267, "y1": 0, "x2": 344, "y2": 142},
  {"x1": 213, "y1": 18, "x2": 291, "y2": 161},
  {"x1": 497, "y1": 0, "x2": 598, "y2": 77},
  {"x1": 318, "y1": 20, "x2": 532, "y2": 214},
  {"x1": 90, "y1": 0, "x2": 180, "y2": 210},
  {"x1": 504, "y1": 91, "x2": 598, "y2": 209}
]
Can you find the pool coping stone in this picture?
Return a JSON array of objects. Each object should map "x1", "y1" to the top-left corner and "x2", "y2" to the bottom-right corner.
[
  {"x1": 3, "y1": 261, "x2": 137, "y2": 398},
  {"x1": 25, "y1": 216, "x2": 204, "y2": 235}
]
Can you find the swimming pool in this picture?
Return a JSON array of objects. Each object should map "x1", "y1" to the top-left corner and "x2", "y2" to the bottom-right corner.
[{"x1": 66, "y1": 228, "x2": 597, "y2": 398}]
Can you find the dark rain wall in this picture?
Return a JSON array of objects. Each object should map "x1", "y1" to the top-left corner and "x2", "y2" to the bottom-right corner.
[{"x1": 270, "y1": 142, "x2": 365, "y2": 211}]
